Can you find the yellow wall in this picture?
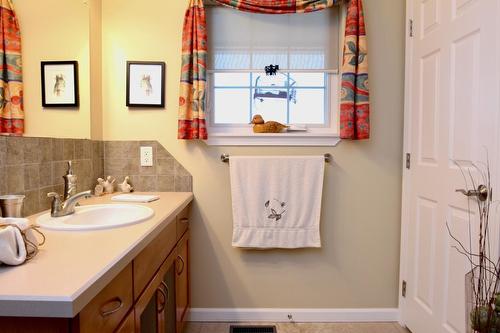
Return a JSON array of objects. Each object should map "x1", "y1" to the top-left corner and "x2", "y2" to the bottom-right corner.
[
  {"x1": 16, "y1": 0, "x2": 91, "y2": 139},
  {"x1": 101, "y1": 0, "x2": 406, "y2": 308},
  {"x1": 16, "y1": 0, "x2": 406, "y2": 308},
  {"x1": 90, "y1": 0, "x2": 103, "y2": 140}
]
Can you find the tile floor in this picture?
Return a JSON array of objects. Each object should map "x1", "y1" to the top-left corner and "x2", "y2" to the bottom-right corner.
[{"x1": 184, "y1": 322, "x2": 411, "y2": 333}]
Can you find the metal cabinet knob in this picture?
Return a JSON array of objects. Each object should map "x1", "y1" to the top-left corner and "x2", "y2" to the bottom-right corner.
[
  {"x1": 176, "y1": 256, "x2": 185, "y2": 275},
  {"x1": 157, "y1": 285, "x2": 167, "y2": 313},
  {"x1": 99, "y1": 297, "x2": 123, "y2": 317}
]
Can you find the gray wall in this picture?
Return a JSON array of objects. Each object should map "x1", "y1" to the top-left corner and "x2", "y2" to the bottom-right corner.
[
  {"x1": 100, "y1": 0, "x2": 406, "y2": 308},
  {"x1": 185, "y1": 0, "x2": 407, "y2": 308}
]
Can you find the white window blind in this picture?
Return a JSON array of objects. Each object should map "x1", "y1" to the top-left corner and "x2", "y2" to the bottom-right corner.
[{"x1": 206, "y1": 6, "x2": 340, "y2": 71}]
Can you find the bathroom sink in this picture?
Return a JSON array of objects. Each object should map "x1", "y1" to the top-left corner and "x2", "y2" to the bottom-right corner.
[{"x1": 36, "y1": 204, "x2": 154, "y2": 231}]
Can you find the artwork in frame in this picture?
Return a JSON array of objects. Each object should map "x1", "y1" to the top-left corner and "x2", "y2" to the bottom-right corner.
[
  {"x1": 126, "y1": 61, "x2": 166, "y2": 108},
  {"x1": 41, "y1": 61, "x2": 79, "y2": 107}
]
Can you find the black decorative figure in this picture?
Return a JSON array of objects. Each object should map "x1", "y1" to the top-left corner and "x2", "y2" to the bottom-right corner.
[{"x1": 265, "y1": 64, "x2": 279, "y2": 76}]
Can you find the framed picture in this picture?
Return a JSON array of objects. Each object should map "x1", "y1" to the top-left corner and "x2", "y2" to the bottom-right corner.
[
  {"x1": 41, "y1": 61, "x2": 79, "y2": 107},
  {"x1": 126, "y1": 61, "x2": 166, "y2": 108}
]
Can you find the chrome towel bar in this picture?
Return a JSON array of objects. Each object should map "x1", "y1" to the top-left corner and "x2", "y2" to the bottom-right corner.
[{"x1": 221, "y1": 153, "x2": 332, "y2": 163}]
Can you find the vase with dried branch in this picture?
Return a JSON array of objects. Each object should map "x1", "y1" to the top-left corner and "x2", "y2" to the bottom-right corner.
[{"x1": 448, "y1": 159, "x2": 499, "y2": 333}]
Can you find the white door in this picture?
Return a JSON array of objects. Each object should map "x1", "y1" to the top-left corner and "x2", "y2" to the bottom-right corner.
[{"x1": 401, "y1": 0, "x2": 500, "y2": 332}]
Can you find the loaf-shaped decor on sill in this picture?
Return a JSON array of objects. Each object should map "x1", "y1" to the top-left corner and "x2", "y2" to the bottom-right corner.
[{"x1": 251, "y1": 114, "x2": 289, "y2": 133}]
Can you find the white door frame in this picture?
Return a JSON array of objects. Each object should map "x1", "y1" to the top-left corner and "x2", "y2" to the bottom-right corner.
[
  {"x1": 398, "y1": 0, "x2": 414, "y2": 326},
  {"x1": 398, "y1": 0, "x2": 500, "y2": 328}
]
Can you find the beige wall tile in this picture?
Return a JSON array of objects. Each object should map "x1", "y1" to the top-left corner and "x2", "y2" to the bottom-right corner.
[
  {"x1": 62, "y1": 139, "x2": 75, "y2": 161},
  {"x1": 23, "y1": 137, "x2": 41, "y2": 164},
  {"x1": 6, "y1": 137, "x2": 24, "y2": 165},
  {"x1": 39, "y1": 138, "x2": 53, "y2": 163},
  {"x1": 0, "y1": 137, "x2": 5, "y2": 167},
  {"x1": 24, "y1": 164, "x2": 40, "y2": 191},
  {"x1": 52, "y1": 139, "x2": 64, "y2": 161},
  {"x1": 6, "y1": 165, "x2": 24, "y2": 193}
]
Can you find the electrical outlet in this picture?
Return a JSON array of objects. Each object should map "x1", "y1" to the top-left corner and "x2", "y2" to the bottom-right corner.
[{"x1": 140, "y1": 146, "x2": 153, "y2": 167}]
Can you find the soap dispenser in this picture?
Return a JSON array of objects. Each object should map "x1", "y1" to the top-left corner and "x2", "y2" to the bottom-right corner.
[{"x1": 63, "y1": 161, "x2": 78, "y2": 200}]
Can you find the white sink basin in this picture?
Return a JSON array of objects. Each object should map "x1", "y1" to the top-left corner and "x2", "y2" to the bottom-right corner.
[{"x1": 37, "y1": 204, "x2": 154, "y2": 231}]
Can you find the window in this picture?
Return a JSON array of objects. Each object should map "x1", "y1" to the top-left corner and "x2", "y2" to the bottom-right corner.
[{"x1": 205, "y1": 4, "x2": 342, "y2": 146}]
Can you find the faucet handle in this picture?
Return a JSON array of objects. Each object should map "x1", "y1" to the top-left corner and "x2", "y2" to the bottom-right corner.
[
  {"x1": 47, "y1": 192, "x2": 60, "y2": 199},
  {"x1": 47, "y1": 192, "x2": 62, "y2": 206}
]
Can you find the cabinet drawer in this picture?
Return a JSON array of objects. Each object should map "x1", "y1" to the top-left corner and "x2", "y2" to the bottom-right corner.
[
  {"x1": 176, "y1": 204, "x2": 191, "y2": 239},
  {"x1": 134, "y1": 219, "x2": 177, "y2": 300},
  {"x1": 78, "y1": 263, "x2": 133, "y2": 333}
]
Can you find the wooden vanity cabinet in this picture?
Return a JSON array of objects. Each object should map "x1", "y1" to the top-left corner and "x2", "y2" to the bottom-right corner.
[
  {"x1": 78, "y1": 263, "x2": 133, "y2": 333},
  {"x1": 135, "y1": 251, "x2": 176, "y2": 333},
  {"x1": 134, "y1": 221, "x2": 177, "y2": 300},
  {"x1": 133, "y1": 205, "x2": 190, "y2": 333},
  {"x1": 134, "y1": 234, "x2": 189, "y2": 333},
  {"x1": 130, "y1": 203, "x2": 191, "y2": 333},
  {"x1": 115, "y1": 310, "x2": 135, "y2": 333},
  {"x1": 0, "y1": 203, "x2": 191, "y2": 333},
  {"x1": 175, "y1": 232, "x2": 189, "y2": 333}
]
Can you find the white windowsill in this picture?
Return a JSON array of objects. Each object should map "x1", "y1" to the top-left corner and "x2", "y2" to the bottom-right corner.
[{"x1": 204, "y1": 129, "x2": 341, "y2": 146}]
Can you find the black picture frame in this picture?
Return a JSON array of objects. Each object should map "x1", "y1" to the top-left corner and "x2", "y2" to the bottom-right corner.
[
  {"x1": 41, "y1": 61, "x2": 79, "y2": 108},
  {"x1": 126, "y1": 61, "x2": 166, "y2": 108}
]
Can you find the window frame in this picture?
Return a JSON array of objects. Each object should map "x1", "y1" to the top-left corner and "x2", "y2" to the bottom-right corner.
[
  {"x1": 208, "y1": 69, "x2": 335, "y2": 128},
  {"x1": 204, "y1": 5, "x2": 345, "y2": 147}
]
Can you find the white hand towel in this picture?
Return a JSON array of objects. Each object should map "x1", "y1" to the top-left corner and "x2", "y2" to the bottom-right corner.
[
  {"x1": 230, "y1": 156, "x2": 325, "y2": 249},
  {"x1": 0, "y1": 226, "x2": 26, "y2": 266}
]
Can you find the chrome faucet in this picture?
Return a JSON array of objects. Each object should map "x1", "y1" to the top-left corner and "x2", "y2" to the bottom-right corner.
[{"x1": 47, "y1": 190, "x2": 92, "y2": 217}]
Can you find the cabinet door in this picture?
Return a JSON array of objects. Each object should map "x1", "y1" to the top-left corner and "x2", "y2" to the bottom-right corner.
[
  {"x1": 135, "y1": 280, "x2": 161, "y2": 333},
  {"x1": 159, "y1": 264, "x2": 176, "y2": 333},
  {"x1": 175, "y1": 233, "x2": 189, "y2": 333},
  {"x1": 115, "y1": 310, "x2": 135, "y2": 333},
  {"x1": 135, "y1": 252, "x2": 176, "y2": 333}
]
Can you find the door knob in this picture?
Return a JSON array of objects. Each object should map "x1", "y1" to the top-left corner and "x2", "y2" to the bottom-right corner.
[{"x1": 456, "y1": 184, "x2": 489, "y2": 202}]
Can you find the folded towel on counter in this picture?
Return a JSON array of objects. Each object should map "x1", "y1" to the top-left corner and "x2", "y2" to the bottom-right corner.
[
  {"x1": 111, "y1": 194, "x2": 160, "y2": 203},
  {"x1": 0, "y1": 222, "x2": 27, "y2": 266},
  {"x1": 230, "y1": 156, "x2": 325, "y2": 249}
]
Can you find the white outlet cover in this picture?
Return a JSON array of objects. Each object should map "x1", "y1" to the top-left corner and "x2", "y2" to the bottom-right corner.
[{"x1": 140, "y1": 146, "x2": 153, "y2": 167}]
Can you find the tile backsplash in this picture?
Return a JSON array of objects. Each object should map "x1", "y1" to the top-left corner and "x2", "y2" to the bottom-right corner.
[
  {"x1": 0, "y1": 137, "x2": 192, "y2": 217},
  {"x1": 104, "y1": 141, "x2": 192, "y2": 193},
  {"x1": 0, "y1": 137, "x2": 103, "y2": 216}
]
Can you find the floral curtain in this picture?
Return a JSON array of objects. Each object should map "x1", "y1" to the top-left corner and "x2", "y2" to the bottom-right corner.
[
  {"x1": 178, "y1": 0, "x2": 369, "y2": 140},
  {"x1": 340, "y1": 0, "x2": 369, "y2": 140},
  {"x1": 178, "y1": 0, "x2": 208, "y2": 140},
  {"x1": 213, "y1": 0, "x2": 340, "y2": 13},
  {"x1": 0, "y1": 0, "x2": 23, "y2": 136}
]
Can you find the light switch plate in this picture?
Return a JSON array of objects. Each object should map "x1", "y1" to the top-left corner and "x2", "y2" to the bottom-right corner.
[{"x1": 140, "y1": 146, "x2": 153, "y2": 167}]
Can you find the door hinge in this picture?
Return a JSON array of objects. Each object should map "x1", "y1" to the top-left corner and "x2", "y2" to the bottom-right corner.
[
  {"x1": 406, "y1": 153, "x2": 411, "y2": 169},
  {"x1": 402, "y1": 280, "x2": 407, "y2": 297},
  {"x1": 409, "y1": 19, "x2": 414, "y2": 37}
]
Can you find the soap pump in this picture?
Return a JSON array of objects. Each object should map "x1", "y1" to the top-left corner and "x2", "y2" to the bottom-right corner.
[{"x1": 63, "y1": 161, "x2": 78, "y2": 200}]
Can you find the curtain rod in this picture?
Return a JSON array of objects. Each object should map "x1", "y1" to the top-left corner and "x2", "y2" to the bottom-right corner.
[{"x1": 221, "y1": 153, "x2": 332, "y2": 163}]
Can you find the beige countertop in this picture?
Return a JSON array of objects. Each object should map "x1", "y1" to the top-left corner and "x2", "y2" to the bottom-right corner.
[{"x1": 0, "y1": 192, "x2": 193, "y2": 318}]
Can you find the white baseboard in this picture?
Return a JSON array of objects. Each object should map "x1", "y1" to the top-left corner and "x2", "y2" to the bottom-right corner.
[{"x1": 188, "y1": 308, "x2": 399, "y2": 323}]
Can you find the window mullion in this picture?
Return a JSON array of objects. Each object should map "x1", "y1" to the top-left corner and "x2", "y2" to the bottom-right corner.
[
  {"x1": 286, "y1": 72, "x2": 290, "y2": 125},
  {"x1": 249, "y1": 72, "x2": 253, "y2": 123}
]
